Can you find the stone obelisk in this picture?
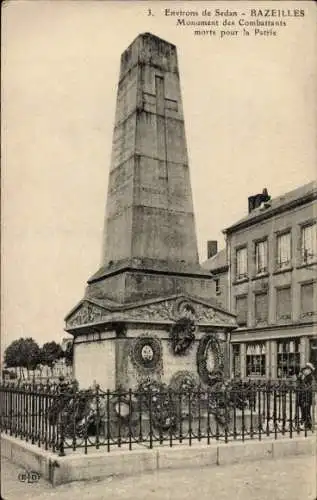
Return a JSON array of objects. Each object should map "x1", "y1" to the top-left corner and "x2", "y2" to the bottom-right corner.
[
  {"x1": 102, "y1": 32, "x2": 199, "y2": 267},
  {"x1": 65, "y1": 33, "x2": 236, "y2": 390},
  {"x1": 86, "y1": 33, "x2": 212, "y2": 303}
]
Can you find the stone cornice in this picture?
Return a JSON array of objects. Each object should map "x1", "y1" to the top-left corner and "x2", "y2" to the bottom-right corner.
[
  {"x1": 231, "y1": 320, "x2": 317, "y2": 341},
  {"x1": 210, "y1": 265, "x2": 229, "y2": 274},
  {"x1": 88, "y1": 259, "x2": 213, "y2": 284},
  {"x1": 65, "y1": 293, "x2": 237, "y2": 333}
]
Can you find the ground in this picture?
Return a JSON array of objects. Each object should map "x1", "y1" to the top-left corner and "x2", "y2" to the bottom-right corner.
[{"x1": 1, "y1": 455, "x2": 317, "y2": 500}]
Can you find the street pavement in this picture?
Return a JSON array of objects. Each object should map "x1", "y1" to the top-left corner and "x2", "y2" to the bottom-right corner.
[{"x1": 1, "y1": 455, "x2": 317, "y2": 500}]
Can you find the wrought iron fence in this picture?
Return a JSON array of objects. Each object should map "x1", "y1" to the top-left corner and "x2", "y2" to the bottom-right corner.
[{"x1": 0, "y1": 380, "x2": 315, "y2": 456}]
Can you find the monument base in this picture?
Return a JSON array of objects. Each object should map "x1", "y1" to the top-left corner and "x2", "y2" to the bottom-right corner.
[
  {"x1": 86, "y1": 258, "x2": 219, "y2": 304},
  {"x1": 66, "y1": 293, "x2": 236, "y2": 390}
]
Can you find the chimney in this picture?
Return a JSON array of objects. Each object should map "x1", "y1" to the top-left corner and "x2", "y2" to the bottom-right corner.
[
  {"x1": 248, "y1": 188, "x2": 270, "y2": 213},
  {"x1": 207, "y1": 240, "x2": 218, "y2": 259},
  {"x1": 248, "y1": 195, "x2": 256, "y2": 213}
]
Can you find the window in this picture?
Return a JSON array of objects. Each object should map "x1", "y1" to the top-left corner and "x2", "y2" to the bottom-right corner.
[
  {"x1": 232, "y1": 344, "x2": 241, "y2": 377},
  {"x1": 255, "y1": 239, "x2": 268, "y2": 274},
  {"x1": 246, "y1": 342, "x2": 266, "y2": 377},
  {"x1": 276, "y1": 232, "x2": 291, "y2": 269},
  {"x1": 276, "y1": 287, "x2": 292, "y2": 321},
  {"x1": 215, "y1": 279, "x2": 220, "y2": 294},
  {"x1": 236, "y1": 247, "x2": 248, "y2": 280},
  {"x1": 277, "y1": 339, "x2": 300, "y2": 378},
  {"x1": 236, "y1": 295, "x2": 248, "y2": 326},
  {"x1": 300, "y1": 282, "x2": 315, "y2": 317},
  {"x1": 255, "y1": 292, "x2": 268, "y2": 325},
  {"x1": 301, "y1": 224, "x2": 317, "y2": 264}
]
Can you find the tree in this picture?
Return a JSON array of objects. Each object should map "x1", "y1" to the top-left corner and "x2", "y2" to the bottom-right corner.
[
  {"x1": 4, "y1": 337, "x2": 41, "y2": 378},
  {"x1": 21, "y1": 337, "x2": 41, "y2": 375},
  {"x1": 40, "y1": 341, "x2": 64, "y2": 373},
  {"x1": 4, "y1": 339, "x2": 23, "y2": 371}
]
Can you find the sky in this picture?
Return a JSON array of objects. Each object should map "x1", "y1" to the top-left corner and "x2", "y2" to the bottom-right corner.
[{"x1": 2, "y1": 1, "x2": 317, "y2": 351}]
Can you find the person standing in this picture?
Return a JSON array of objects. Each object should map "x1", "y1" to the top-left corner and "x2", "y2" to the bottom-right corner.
[{"x1": 296, "y1": 362, "x2": 315, "y2": 430}]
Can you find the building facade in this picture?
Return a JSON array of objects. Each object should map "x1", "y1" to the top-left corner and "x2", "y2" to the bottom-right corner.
[
  {"x1": 201, "y1": 241, "x2": 229, "y2": 310},
  {"x1": 204, "y1": 182, "x2": 317, "y2": 379}
]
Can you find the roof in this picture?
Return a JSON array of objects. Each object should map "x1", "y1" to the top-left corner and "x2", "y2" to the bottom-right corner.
[
  {"x1": 201, "y1": 248, "x2": 228, "y2": 273},
  {"x1": 224, "y1": 181, "x2": 317, "y2": 234}
]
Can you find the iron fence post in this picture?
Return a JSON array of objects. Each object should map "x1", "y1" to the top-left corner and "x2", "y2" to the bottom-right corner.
[
  {"x1": 178, "y1": 389, "x2": 183, "y2": 444},
  {"x1": 31, "y1": 384, "x2": 35, "y2": 444},
  {"x1": 149, "y1": 389, "x2": 153, "y2": 449},
  {"x1": 273, "y1": 388, "x2": 278, "y2": 439},
  {"x1": 197, "y1": 386, "x2": 201, "y2": 442},
  {"x1": 188, "y1": 389, "x2": 192, "y2": 446},
  {"x1": 224, "y1": 389, "x2": 228, "y2": 444},
  {"x1": 250, "y1": 385, "x2": 254, "y2": 440},
  {"x1": 58, "y1": 407, "x2": 66, "y2": 457},
  {"x1": 241, "y1": 388, "x2": 245, "y2": 442},
  {"x1": 106, "y1": 389, "x2": 110, "y2": 452},
  {"x1": 289, "y1": 387, "x2": 293, "y2": 439},
  {"x1": 266, "y1": 385, "x2": 271, "y2": 436},
  {"x1": 57, "y1": 383, "x2": 66, "y2": 457},
  {"x1": 207, "y1": 388, "x2": 211, "y2": 444},
  {"x1": 257, "y1": 387, "x2": 262, "y2": 441},
  {"x1": 117, "y1": 389, "x2": 121, "y2": 449},
  {"x1": 138, "y1": 388, "x2": 143, "y2": 444},
  {"x1": 95, "y1": 384, "x2": 100, "y2": 451},
  {"x1": 168, "y1": 388, "x2": 173, "y2": 448},
  {"x1": 232, "y1": 388, "x2": 237, "y2": 440},
  {"x1": 159, "y1": 385, "x2": 163, "y2": 445},
  {"x1": 9, "y1": 387, "x2": 13, "y2": 436},
  {"x1": 128, "y1": 388, "x2": 132, "y2": 451}
]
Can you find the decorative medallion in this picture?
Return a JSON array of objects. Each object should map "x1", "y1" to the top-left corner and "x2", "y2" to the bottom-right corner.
[
  {"x1": 196, "y1": 334, "x2": 224, "y2": 387},
  {"x1": 141, "y1": 344, "x2": 154, "y2": 362},
  {"x1": 170, "y1": 317, "x2": 196, "y2": 355},
  {"x1": 130, "y1": 335, "x2": 162, "y2": 372}
]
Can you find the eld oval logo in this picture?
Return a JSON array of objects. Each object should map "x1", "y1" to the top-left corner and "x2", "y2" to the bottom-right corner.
[{"x1": 18, "y1": 471, "x2": 41, "y2": 483}]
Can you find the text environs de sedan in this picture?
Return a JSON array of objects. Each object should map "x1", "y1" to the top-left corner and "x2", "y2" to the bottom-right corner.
[{"x1": 164, "y1": 9, "x2": 305, "y2": 19}]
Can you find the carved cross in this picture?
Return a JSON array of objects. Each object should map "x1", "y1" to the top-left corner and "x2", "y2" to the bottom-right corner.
[{"x1": 143, "y1": 76, "x2": 178, "y2": 181}]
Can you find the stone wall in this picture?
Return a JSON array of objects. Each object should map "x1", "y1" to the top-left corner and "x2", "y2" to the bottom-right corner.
[{"x1": 74, "y1": 336, "x2": 116, "y2": 390}]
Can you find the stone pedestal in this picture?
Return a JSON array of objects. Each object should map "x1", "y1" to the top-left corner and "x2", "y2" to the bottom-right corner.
[{"x1": 66, "y1": 295, "x2": 236, "y2": 390}]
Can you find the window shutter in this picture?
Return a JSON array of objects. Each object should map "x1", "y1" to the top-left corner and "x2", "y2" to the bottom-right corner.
[
  {"x1": 236, "y1": 296, "x2": 247, "y2": 326},
  {"x1": 301, "y1": 283, "x2": 314, "y2": 315},
  {"x1": 255, "y1": 293, "x2": 268, "y2": 322},
  {"x1": 236, "y1": 247, "x2": 247, "y2": 279},
  {"x1": 276, "y1": 287, "x2": 291, "y2": 320},
  {"x1": 302, "y1": 225, "x2": 317, "y2": 263},
  {"x1": 277, "y1": 233, "x2": 291, "y2": 268},
  {"x1": 256, "y1": 240, "x2": 268, "y2": 273}
]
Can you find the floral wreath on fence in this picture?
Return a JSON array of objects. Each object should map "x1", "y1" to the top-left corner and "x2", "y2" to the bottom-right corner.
[
  {"x1": 196, "y1": 334, "x2": 224, "y2": 387},
  {"x1": 169, "y1": 371, "x2": 198, "y2": 393},
  {"x1": 47, "y1": 387, "x2": 98, "y2": 438},
  {"x1": 137, "y1": 379, "x2": 178, "y2": 432},
  {"x1": 104, "y1": 391, "x2": 139, "y2": 438}
]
